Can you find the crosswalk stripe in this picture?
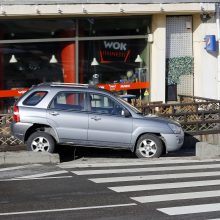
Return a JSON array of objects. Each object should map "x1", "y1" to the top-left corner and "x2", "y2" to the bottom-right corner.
[
  {"x1": 109, "y1": 179, "x2": 220, "y2": 192},
  {"x1": 17, "y1": 170, "x2": 69, "y2": 179},
  {"x1": 131, "y1": 190, "x2": 220, "y2": 203},
  {"x1": 72, "y1": 163, "x2": 220, "y2": 175},
  {"x1": 58, "y1": 159, "x2": 220, "y2": 169},
  {"x1": 157, "y1": 203, "x2": 220, "y2": 215},
  {"x1": 89, "y1": 171, "x2": 220, "y2": 183}
]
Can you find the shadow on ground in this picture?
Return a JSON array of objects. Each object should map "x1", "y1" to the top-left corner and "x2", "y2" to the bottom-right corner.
[
  {"x1": 56, "y1": 146, "x2": 136, "y2": 163},
  {"x1": 56, "y1": 134, "x2": 197, "y2": 162},
  {"x1": 56, "y1": 144, "x2": 196, "y2": 163}
]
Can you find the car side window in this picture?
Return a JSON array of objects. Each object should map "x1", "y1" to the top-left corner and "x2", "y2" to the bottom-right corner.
[
  {"x1": 50, "y1": 91, "x2": 85, "y2": 111},
  {"x1": 23, "y1": 91, "x2": 47, "y2": 106},
  {"x1": 90, "y1": 93, "x2": 123, "y2": 116}
]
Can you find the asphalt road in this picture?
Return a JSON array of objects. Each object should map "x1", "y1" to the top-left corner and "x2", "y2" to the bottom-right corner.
[{"x1": 1, "y1": 157, "x2": 220, "y2": 220}]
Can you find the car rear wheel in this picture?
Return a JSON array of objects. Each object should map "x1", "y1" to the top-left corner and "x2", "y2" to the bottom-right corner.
[
  {"x1": 135, "y1": 134, "x2": 163, "y2": 158},
  {"x1": 27, "y1": 131, "x2": 55, "y2": 153}
]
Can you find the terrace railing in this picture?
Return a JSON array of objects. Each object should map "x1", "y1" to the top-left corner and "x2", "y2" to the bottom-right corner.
[
  {"x1": 135, "y1": 95, "x2": 220, "y2": 135},
  {"x1": 0, "y1": 114, "x2": 22, "y2": 146}
]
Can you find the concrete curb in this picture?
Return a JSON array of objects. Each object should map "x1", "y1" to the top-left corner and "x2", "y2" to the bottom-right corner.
[
  {"x1": 0, "y1": 151, "x2": 60, "y2": 165},
  {"x1": 196, "y1": 142, "x2": 220, "y2": 159}
]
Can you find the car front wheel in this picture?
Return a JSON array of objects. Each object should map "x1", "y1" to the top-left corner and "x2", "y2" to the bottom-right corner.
[
  {"x1": 135, "y1": 134, "x2": 163, "y2": 158},
  {"x1": 27, "y1": 131, "x2": 55, "y2": 153}
]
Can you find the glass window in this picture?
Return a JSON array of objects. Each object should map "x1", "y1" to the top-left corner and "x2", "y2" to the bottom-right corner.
[
  {"x1": 79, "y1": 16, "x2": 151, "y2": 37},
  {"x1": 23, "y1": 91, "x2": 47, "y2": 106},
  {"x1": 0, "y1": 40, "x2": 77, "y2": 113},
  {"x1": 0, "y1": 18, "x2": 76, "y2": 40},
  {"x1": 50, "y1": 92, "x2": 85, "y2": 111},
  {"x1": 1, "y1": 42, "x2": 66, "y2": 90},
  {"x1": 90, "y1": 93, "x2": 123, "y2": 116},
  {"x1": 79, "y1": 39, "x2": 148, "y2": 85},
  {"x1": 0, "y1": 15, "x2": 151, "y2": 113}
]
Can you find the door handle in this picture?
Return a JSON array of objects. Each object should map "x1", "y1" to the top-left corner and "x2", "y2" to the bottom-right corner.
[
  {"x1": 50, "y1": 111, "x2": 59, "y2": 116},
  {"x1": 91, "y1": 116, "x2": 101, "y2": 121}
]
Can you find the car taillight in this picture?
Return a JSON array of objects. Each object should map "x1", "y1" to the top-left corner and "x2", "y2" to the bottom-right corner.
[{"x1": 13, "y1": 105, "x2": 20, "y2": 122}]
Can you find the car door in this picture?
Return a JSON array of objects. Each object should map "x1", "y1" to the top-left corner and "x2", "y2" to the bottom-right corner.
[
  {"x1": 47, "y1": 91, "x2": 88, "y2": 143},
  {"x1": 88, "y1": 92, "x2": 133, "y2": 148}
]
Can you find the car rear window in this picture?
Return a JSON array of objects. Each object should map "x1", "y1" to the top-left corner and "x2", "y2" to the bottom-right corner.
[{"x1": 23, "y1": 91, "x2": 47, "y2": 106}]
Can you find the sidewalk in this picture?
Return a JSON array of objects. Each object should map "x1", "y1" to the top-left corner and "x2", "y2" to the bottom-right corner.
[{"x1": 0, "y1": 144, "x2": 59, "y2": 165}]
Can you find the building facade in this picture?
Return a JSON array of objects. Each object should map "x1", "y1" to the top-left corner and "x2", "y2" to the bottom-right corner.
[{"x1": 0, "y1": 0, "x2": 219, "y2": 112}]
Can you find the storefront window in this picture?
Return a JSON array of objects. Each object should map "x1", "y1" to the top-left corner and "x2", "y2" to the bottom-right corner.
[
  {"x1": 0, "y1": 41, "x2": 76, "y2": 112},
  {"x1": 0, "y1": 15, "x2": 151, "y2": 113},
  {"x1": 79, "y1": 16, "x2": 151, "y2": 37},
  {"x1": 1, "y1": 42, "x2": 63, "y2": 90},
  {"x1": 0, "y1": 19, "x2": 76, "y2": 40},
  {"x1": 79, "y1": 38, "x2": 149, "y2": 90}
]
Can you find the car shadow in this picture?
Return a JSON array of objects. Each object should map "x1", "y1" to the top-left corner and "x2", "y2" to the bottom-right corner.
[
  {"x1": 56, "y1": 144, "x2": 196, "y2": 163},
  {"x1": 56, "y1": 145, "x2": 137, "y2": 163}
]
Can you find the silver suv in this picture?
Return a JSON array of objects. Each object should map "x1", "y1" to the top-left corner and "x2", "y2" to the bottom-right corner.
[{"x1": 11, "y1": 83, "x2": 184, "y2": 158}]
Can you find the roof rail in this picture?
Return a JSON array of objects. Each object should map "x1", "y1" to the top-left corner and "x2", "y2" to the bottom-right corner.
[
  {"x1": 50, "y1": 82, "x2": 89, "y2": 87},
  {"x1": 36, "y1": 82, "x2": 98, "y2": 89}
]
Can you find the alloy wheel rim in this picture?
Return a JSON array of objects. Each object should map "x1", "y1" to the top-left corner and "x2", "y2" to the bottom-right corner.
[
  {"x1": 31, "y1": 137, "x2": 50, "y2": 152},
  {"x1": 139, "y1": 139, "x2": 157, "y2": 157}
]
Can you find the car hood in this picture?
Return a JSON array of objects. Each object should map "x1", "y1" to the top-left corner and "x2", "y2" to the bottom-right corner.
[{"x1": 142, "y1": 114, "x2": 181, "y2": 126}]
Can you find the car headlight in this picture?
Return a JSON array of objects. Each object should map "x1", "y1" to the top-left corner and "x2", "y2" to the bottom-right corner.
[{"x1": 168, "y1": 123, "x2": 182, "y2": 134}]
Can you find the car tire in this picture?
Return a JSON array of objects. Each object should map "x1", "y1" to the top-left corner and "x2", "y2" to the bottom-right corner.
[
  {"x1": 135, "y1": 134, "x2": 163, "y2": 158},
  {"x1": 26, "y1": 131, "x2": 55, "y2": 153}
]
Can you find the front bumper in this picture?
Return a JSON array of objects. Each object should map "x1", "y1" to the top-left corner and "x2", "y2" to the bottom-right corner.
[
  {"x1": 161, "y1": 130, "x2": 184, "y2": 152},
  {"x1": 11, "y1": 122, "x2": 33, "y2": 142}
]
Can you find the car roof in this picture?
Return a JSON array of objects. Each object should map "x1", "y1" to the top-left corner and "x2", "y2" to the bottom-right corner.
[{"x1": 32, "y1": 82, "x2": 111, "y2": 94}]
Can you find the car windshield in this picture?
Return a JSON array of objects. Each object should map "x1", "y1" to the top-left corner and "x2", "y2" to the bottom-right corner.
[{"x1": 117, "y1": 96, "x2": 143, "y2": 114}]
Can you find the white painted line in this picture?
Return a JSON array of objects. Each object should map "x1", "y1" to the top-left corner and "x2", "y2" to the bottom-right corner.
[
  {"x1": 109, "y1": 179, "x2": 220, "y2": 192},
  {"x1": 207, "y1": 219, "x2": 220, "y2": 220},
  {"x1": 89, "y1": 171, "x2": 220, "y2": 183},
  {"x1": 72, "y1": 163, "x2": 220, "y2": 175},
  {"x1": 131, "y1": 190, "x2": 220, "y2": 203},
  {"x1": 58, "y1": 159, "x2": 207, "y2": 168},
  {"x1": 0, "y1": 176, "x2": 73, "y2": 182},
  {"x1": 158, "y1": 203, "x2": 220, "y2": 216},
  {"x1": 208, "y1": 218, "x2": 220, "y2": 220},
  {"x1": 0, "y1": 203, "x2": 137, "y2": 216},
  {"x1": 22, "y1": 176, "x2": 73, "y2": 180},
  {"x1": 17, "y1": 170, "x2": 69, "y2": 179},
  {"x1": 0, "y1": 164, "x2": 41, "y2": 172}
]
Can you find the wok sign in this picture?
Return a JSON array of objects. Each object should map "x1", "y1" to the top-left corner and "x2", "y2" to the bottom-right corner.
[{"x1": 99, "y1": 40, "x2": 131, "y2": 63}]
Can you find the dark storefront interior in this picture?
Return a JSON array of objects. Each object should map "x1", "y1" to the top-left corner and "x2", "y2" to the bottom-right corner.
[{"x1": 0, "y1": 16, "x2": 151, "y2": 112}]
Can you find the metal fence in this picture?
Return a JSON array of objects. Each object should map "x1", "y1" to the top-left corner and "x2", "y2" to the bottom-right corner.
[{"x1": 1, "y1": 95, "x2": 220, "y2": 146}]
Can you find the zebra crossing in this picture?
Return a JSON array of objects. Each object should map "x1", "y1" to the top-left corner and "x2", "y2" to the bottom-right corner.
[
  {"x1": 2, "y1": 159, "x2": 220, "y2": 217},
  {"x1": 65, "y1": 159, "x2": 220, "y2": 218}
]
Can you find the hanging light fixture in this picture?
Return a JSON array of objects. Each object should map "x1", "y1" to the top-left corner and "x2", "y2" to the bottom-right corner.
[
  {"x1": 9, "y1": 54, "x2": 17, "y2": 63},
  {"x1": 49, "y1": 54, "x2": 58, "y2": 63},
  {"x1": 135, "y1": 54, "x2": 143, "y2": 100},
  {"x1": 91, "y1": 57, "x2": 99, "y2": 66},
  {"x1": 135, "y1": 54, "x2": 143, "y2": 63}
]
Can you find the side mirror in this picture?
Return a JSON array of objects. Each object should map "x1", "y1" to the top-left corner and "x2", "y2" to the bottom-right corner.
[{"x1": 121, "y1": 109, "x2": 131, "y2": 117}]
